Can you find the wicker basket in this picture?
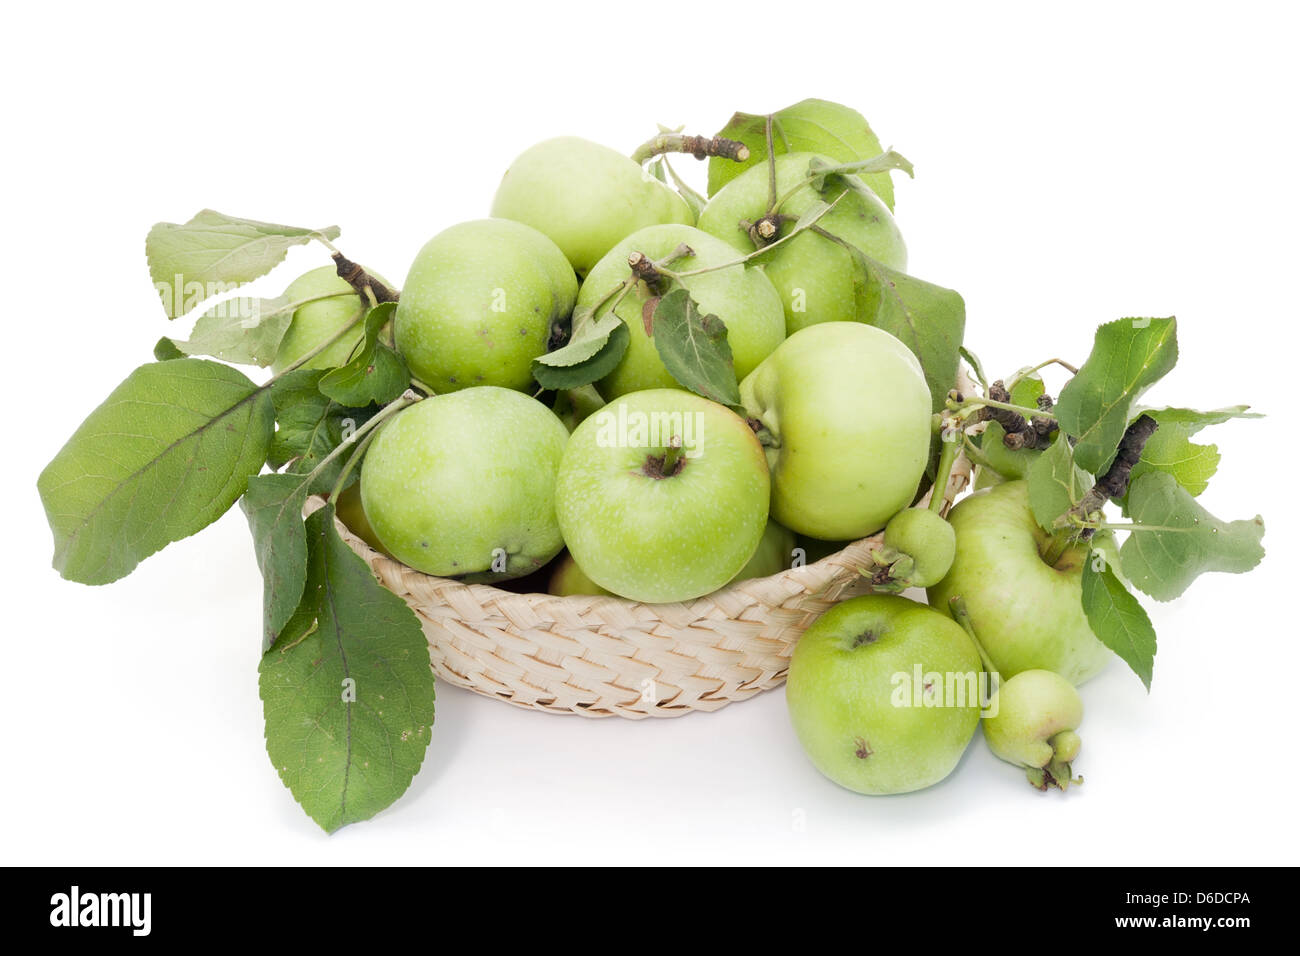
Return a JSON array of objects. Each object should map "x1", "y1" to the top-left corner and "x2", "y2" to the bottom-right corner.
[{"x1": 319, "y1": 448, "x2": 971, "y2": 720}]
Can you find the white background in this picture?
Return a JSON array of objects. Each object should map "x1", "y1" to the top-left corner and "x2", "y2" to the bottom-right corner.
[{"x1": 4, "y1": 1, "x2": 1296, "y2": 865}]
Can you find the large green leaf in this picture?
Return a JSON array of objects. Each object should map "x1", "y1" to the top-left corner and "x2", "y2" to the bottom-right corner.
[
  {"x1": 1055, "y1": 317, "x2": 1178, "y2": 474},
  {"x1": 708, "y1": 99, "x2": 897, "y2": 208},
  {"x1": 1124, "y1": 405, "x2": 1259, "y2": 500},
  {"x1": 259, "y1": 506, "x2": 435, "y2": 833},
  {"x1": 853, "y1": 257, "x2": 965, "y2": 413},
  {"x1": 240, "y1": 474, "x2": 312, "y2": 651},
  {"x1": 146, "y1": 209, "x2": 339, "y2": 319},
  {"x1": 38, "y1": 359, "x2": 273, "y2": 584},
  {"x1": 1082, "y1": 555, "x2": 1157, "y2": 689},
  {"x1": 648, "y1": 288, "x2": 741, "y2": 406},
  {"x1": 1119, "y1": 471, "x2": 1265, "y2": 601},
  {"x1": 1025, "y1": 435, "x2": 1091, "y2": 530}
]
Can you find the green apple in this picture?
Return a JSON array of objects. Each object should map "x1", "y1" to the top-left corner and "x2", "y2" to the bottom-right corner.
[
  {"x1": 491, "y1": 136, "x2": 694, "y2": 275},
  {"x1": 927, "y1": 481, "x2": 1112, "y2": 684},
  {"x1": 395, "y1": 219, "x2": 577, "y2": 393},
  {"x1": 883, "y1": 508, "x2": 956, "y2": 588},
  {"x1": 334, "y1": 481, "x2": 390, "y2": 557},
  {"x1": 548, "y1": 552, "x2": 613, "y2": 597},
  {"x1": 786, "y1": 594, "x2": 982, "y2": 795},
  {"x1": 698, "y1": 152, "x2": 906, "y2": 334},
  {"x1": 577, "y1": 224, "x2": 786, "y2": 399},
  {"x1": 983, "y1": 669, "x2": 1084, "y2": 791},
  {"x1": 740, "y1": 322, "x2": 932, "y2": 539},
  {"x1": 360, "y1": 387, "x2": 569, "y2": 581},
  {"x1": 552, "y1": 384, "x2": 606, "y2": 433},
  {"x1": 272, "y1": 265, "x2": 393, "y2": 373},
  {"x1": 731, "y1": 519, "x2": 797, "y2": 582},
  {"x1": 555, "y1": 389, "x2": 770, "y2": 603}
]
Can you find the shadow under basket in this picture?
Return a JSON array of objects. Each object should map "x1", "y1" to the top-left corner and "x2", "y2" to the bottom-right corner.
[{"x1": 314, "y1": 454, "x2": 971, "y2": 720}]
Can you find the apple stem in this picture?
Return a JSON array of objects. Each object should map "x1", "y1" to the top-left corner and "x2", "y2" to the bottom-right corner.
[
  {"x1": 332, "y1": 252, "x2": 399, "y2": 304},
  {"x1": 631, "y1": 133, "x2": 750, "y2": 165},
  {"x1": 659, "y1": 435, "x2": 683, "y2": 476},
  {"x1": 928, "y1": 425, "x2": 960, "y2": 515},
  {"x1": 1006, "y1": 357, "x2": 1079, "y2": 388},
  {"x1": 947, "y1": 596, "x2": 1002, "y2": 687},
  {"x1": 1040, "y1": 531, "x2": 1075, "y2": 568}
]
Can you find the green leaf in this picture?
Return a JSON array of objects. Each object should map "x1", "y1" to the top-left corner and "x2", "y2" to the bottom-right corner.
[
  {"x1": 1123, "y1": 405, "x2": 1259, "y2": 501},
  {"x1": 153, "y1": 336, "x2": 185, "y2": 361},
  {"x1": 959, "y1": 346, "x2": 988, "y2": 390},
  {"x1": 532, "y1": 322, "x2": 630, "y2": 391},
  {"x1": 240, "y1": 474, "x2": 311, "y2": 651},
  {"x1": 808, "y1": 152, "x2": 914, "y2": 196},
  {"x1": 162, "y1": 293, "x2": 296, "y2": 367},
  {"x1": 146, "y1": 209, "x2": 339, "y2": 319},
  {"x1": 1025, "y1": 434, "x2": 1091, "y2": 530},
  {"x1": 37, "y1": 360, "x2": 273, "y2": 584},
  {"x1": 853, "y1": 256, "x2": 965, "y2": 413},
  {"x1": 1119, "y1": 471, "x2": 1265, "y2": 601},
  {"x1": 1055, "y1": 317, "x2": 1178, "y2": 474},
  {"x1": 268, "y1": 369, "x2": 373, "y2": 494},
  {"x1": 1082, "y1": 555, "x2": 1157, "y2": 689},
  {"x1": 1010, "y1": 373, "x2": 1045, "y2": 409},
  {"x1": 708, "y1": 98, "x2": 898, "y2": 209},
  {"x1": 534, "y1": 312, "x2": 625, "y2": 368},
  {"x1": 1128, "y1": 423, "x2": 1220, "y2": 499},
  {"x1": 259, "y1": 506, "x2": 435, "y2": 833},
  {"x1": 1133, "y1": 405, "x2": 1260, "y2": 433},
  {"x1": 648, "y1": 288, "x2": 741, "y2": 406},
  {"x1": 318, "y1": 303, "x2": 409, "y2": 406}
]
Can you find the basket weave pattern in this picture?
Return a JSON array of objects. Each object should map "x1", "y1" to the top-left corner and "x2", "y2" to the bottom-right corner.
[{"x1": 324, "y1": 452, "x2": 970, "y2": 720}]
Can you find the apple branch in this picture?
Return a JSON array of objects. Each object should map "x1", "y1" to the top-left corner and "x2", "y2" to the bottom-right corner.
[
  {"x1": 1068, "y1": 413, "x2": 1159, "y2": 537},
  {"x1": 631, "y1": 133, "x2": 750, "y2": 165},
  {"x1": 979, "y1": 381, "x2": 1057, "y2": 450},
  {"x1": 332, "y1": 252, "x2": 399, "y2": 304}
]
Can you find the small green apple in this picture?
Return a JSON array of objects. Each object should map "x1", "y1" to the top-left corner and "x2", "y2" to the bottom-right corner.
[
  {"x1": 272, "y1": 265, "x2": 393, "y2": 373},
  {"x1": 491, "y1": 136, "x2": 694, "y2": 275},
  {"x1": 927, "y1": 480, "x2": 1112, "y2": 684},
  {"x1": 360, "y1": 387, "x2": 569, "y2": 581},
  {"x1": 577, "y1": 224, "x2": 786, "y2": 400},
  {"x1": 553, "y1": 384, "x2": 606, "y2": 433},
  {"x1": 395, "y1": 219, "x2": 577, "y2": 393},
  {"x1": 731, "y1": 519, "x2": 797, "y2": 582},
  {"x1": 548, "y1": 552, "x2": 613, "y2": 597},
  {"x1": 697, "y1": 152, "x2": 906, "y2": 334},
  {"x1": 883, "y1": 508, "x2": 956, "y2": 588},
  {"x1": 786, "y1": 594, "x2": 982, "y2": 795},
  {"x1": 983, "y1": 669, "x2": 1084, "y2": 791},
  {"x1": 555, "y1": 389, "x2": 770, "y2": 603},
  {"x1": 740, "y1": 322, "x2": 932, "y2": 539},
  {"x1": 334, "y1": 481, "x2": 390, "y2": 557}
]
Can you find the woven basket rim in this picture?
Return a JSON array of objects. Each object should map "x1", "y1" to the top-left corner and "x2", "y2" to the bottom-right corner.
[{"x1": 311, "y1": 449, "x2": 972, "y2": 612}]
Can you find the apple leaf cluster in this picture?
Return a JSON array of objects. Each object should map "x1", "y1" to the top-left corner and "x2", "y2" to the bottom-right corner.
[
  {"x1": 971, "y1": 317, "x2": 1265, "y2": 688},
  {"x1": 40, "y1": 209, "x2": 433, "y2": 831}
]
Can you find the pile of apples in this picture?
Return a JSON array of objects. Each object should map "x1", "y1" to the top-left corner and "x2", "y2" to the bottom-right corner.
[
  {"x1": 41, "y1": 100, "x2": 1262, "y2": 829},
  {"x1": 286, "y1": 131, "x2": 1083, "y2": 796}
]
